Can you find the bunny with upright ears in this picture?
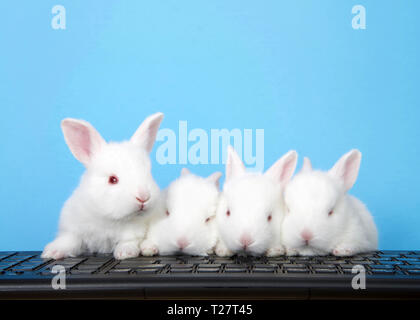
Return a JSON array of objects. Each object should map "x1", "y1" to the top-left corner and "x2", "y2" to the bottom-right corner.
[
  {"x1": 215, "y1": 146, "x2": 298, "y2": 257},
  {"x1": 42, "y1": 112, "x2": 165, "y2": 260},
  {"x1": 141, "y1": 168, "x2": 222, "y2": 256},
  {"x1": 282, "y1": 150, "x2": 378, "y2": 256}
]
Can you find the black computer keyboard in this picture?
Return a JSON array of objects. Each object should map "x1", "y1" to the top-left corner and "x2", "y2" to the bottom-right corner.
[{"x1": 1, "y1": 251, "x2": 420, "y2": 299}]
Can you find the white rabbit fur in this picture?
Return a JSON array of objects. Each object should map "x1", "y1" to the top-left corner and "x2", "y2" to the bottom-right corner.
[
  {"x1": 42, "y1": 113, "x2": 165, "y2": 260},
  {"x1": 215, "y1": 146, "x2": 298, "y2": 257},
  {"x1": 141, "y1": 168, "x2": 222, "y2": 256},
  {"x1": 282, "y1": 150, "x2": 378, "y2": 257}
]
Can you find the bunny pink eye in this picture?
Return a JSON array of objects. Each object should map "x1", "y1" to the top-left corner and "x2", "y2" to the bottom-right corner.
[
  {"x1": 108, "y1": 175, "x2": 119, "y2": 185},
  {"x1": 205, "y1": 217, "x2": 211, "y2": 223},
  {"x1": 267, "y1": 215, "x2": 272, "y2": 222},
  {"x1": 226, "y1": 210, "x2": 230, "y2": 217},
  {"x1": 328, "y1": 210, "x2": 334, "y2": 216},
  {"x1": 166, "y1": 210, "x2": 170, "y2": 216}
]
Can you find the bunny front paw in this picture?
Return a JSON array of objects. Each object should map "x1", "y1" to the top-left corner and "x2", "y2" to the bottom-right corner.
[
  {"x1": 266, "y1": 246, "x2": 285, "y2": 257},
  {"x1": 333, "y1": 246, "x2": 354, "y2": 257},
  {"x1": 41, "y1": 236, "x2": 81, "y2": 260},
  {"x1": 41, "y1": 247, "x2": 68, "y2": 260},
  {"x1": 285, "y1": 247, "x2": 300, "y2": 256},
  {"x1": 215, "y1": 242, "x2": 233, "y2": 257},
  {"x1": 140, "y1": 240, "x2": 159, "y2": 256},
  {"x1": 114, "y1": 241, "x2": 141, "y2": 260}
]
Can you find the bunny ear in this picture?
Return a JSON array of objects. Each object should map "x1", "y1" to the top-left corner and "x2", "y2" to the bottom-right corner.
[
  {"x1": 225, "y1": 146, "x2": 246, "y2": 181},
  {"x1": 130, "y1": 112, "x2": 164, "y2": 152},
  {"x1": 301, "y1": 157, "x2": 313, "y2": 173},
  {"x1": 207, "y1": 171, "x2": 222, "y2": 188},
  {"x1": 328, "y1": 149, "x2": 362, "y2": 191},
  {"x1": 181, "y1": 168, "x2": 191, "y2": 176},
  {"x1": 61, "y1": 118, "x2": 106, "y2": 167},
  {"x1": 264, "y1": 150, "x2": 298, "y2": 185}
]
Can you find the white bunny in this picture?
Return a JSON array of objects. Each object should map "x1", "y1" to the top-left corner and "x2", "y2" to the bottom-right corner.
[
  {"x1": 215, "y1": 146, "x2": 298, "y2": 257},
  {"x1": 282, "y1": 150, "x2": 378, "y2": 257},
  {"x1": 41, "y1": 112, "x2": 165, "y2": 260},
  {"x1": 141, "y1": 168, "x2": 222, "y2": 256}
]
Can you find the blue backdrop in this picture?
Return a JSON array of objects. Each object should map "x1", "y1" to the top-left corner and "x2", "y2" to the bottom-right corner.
[{"x1": 0, "y1": 1, "x2": 419, "y2": 250}]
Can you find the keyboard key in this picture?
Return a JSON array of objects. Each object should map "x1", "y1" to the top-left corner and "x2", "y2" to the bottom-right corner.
[
  {"x1": 406, "y1": 269, "x2": 420, "y2": 275},
  {"x1": 198, "y1": 263, "x2": 221, "y2": 268},
  {"x1": 377, "y1": 260, "x2": 404, "y2": 265},
  {"x1": 400, "y1": 258, "x2": 420, "y2": 263},
  {"x1": 370, "y1": 269, "x2": 396, "y2": 275},
  {"x1": 42, "y1": 264, "x2": 73, "y2": 271},
  {"x1": 379, "y1": 253, "x2": 402, "y2": 258},
  {"x1": 342, "y1": 268, "x2": 357, "y2": 274},
  {"x1": 169, "y1": 268, "x2": 193, "y2": 273},
  {"x1": 327, "y1": 260, "x2": 348, "y2": 264},
  {"x1": 253, "y1": 268, "x2": 275, "y2": 273},
  {"x1": 169, "y1": 266, "x2": 193, "y2": 272},
  {"x1": 283, "y1": 263, "x2": 306, "y2": 268},
  {"x1": 340, "y1": 264, "x2": 360, "y2": 269},
  {"x1": 107, "y1": 268, "x2": 132, "y2": 274},
  {"x1": 253, "y1": 263, "x2": 277, "y2": 268},
  {"x1": 81, "y1": 260, "x2": 113, "y2": 265},
  {"x1": 197, "y1": 267, "x2": 220, "y2": 273},
  {"x1": 285, "y1": 268, "x2": 310, "y2": 274},
  {"x1": 253, "y1": 265, "x2": 276, "y2": 273},
  {"x1": 135, "y1": 269, "x2": 159, "y2": 274},
  {"x1": 224, "y1": 268, "x2": 248, "y2": 273},
  {"x1": 225, "y1": 264, "x2": 248, "y2": 272},
  {"x1": 311, "y1": 264, "x2": 336, "y2": 269},
  {"x1": 170, "y1": 263, "x2": 194, "y2": 268},
  {"x1": 347, "y1": 260, "x2": 372, "y2": 265},
  {"x1": 398, "y1": 265, "x2": 420, "y2": 270},
  {"x1": 137, "y1": 264, "x2": 166, "y2": 269},
  {"x1": 4, "y1": 255, "x2": 33, "y2": 261},
  {"x1": 0, "y1": 263, "x2": 14, "y2": 269},
  {"x1": 292, "y1": 257, "x2": 319, "y2": 263},
  {"x1": 0, "y1": 253, "x2": 15, "y2": 260},
  {"x1": 73, "y1": 264, "x2": 100, "y2": 270},
  {"x1": 370, "y1": 264, "x2": 395, "y2": 270},
  {"x1": 314, "y1": 268, "x2": 337, "y2": 274},
  {"x1": 70, "y1": 269, "x2": 95, "y2": 275},
  {"x1": 0, "y1": 271, "x2": 23, "y2": 277},
  {"x1": 11, "y1": 266, "x2": 39, "y2": 272}
]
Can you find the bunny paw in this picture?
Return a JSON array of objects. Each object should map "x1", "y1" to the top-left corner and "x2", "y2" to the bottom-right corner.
[
  {"x1": 215, "y1": 244, "x2": 233, "y2": 257},
  {"x1": 41, "y1": 248, "x2": 68, "y2": 260},
  {"x1": 266, "y1": 246, "x2": 285, "y2": 257},
  {"x1": 140, "y1": 241, "x2": 158, "y2": 256},
  {"x1": 285, "y1": 247, "x2": 300, "y2": 256},
  {"x1": 41, "y1": 239, "x2": 79, "y2": 260},
  {"x1": 333, "y1": 246, "x2": 354, "y2": 257},
  {"x1": 114, "y1": 242, "x2": 141, "y2": 260}
]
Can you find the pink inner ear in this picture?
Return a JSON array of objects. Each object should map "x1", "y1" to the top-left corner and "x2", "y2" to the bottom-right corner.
[
  {"x1": 342, "y1": 155, "x2": 359, "y2": 187},
  {"x1": 280, "y1": 158, "x2": 295, "y2": 183},
  {"x1": 65, "y1": 123, "x2": 92, "y2": 162},
  {"x1": 331, "y1": 150, "x2": 361, "y2": 191}
]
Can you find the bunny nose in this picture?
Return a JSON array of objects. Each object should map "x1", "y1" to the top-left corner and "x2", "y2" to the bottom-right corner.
[
  {"x1": 136, "y1": 187, "x2": 150, "y2": 203},
  {"x1": 240, "y1": 233, "x2": 254, "y2": 249},
  {"x1": 177, "y1": 237, "x2": 190, "y2": 250},
  {"x1": 301, "y1": 229, "x2": 313, "y2": 242},
  {"x1": 136, "y1": 191, "x2": 150, "y2": 204},
  {"x1": 136, "y1": 196, "x2": 149, "y2": 203}
]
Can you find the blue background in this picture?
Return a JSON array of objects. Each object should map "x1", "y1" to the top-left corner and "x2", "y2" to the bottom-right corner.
[{"x1": 0, "y1": 1, "x2": 419, "y2": 250}]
